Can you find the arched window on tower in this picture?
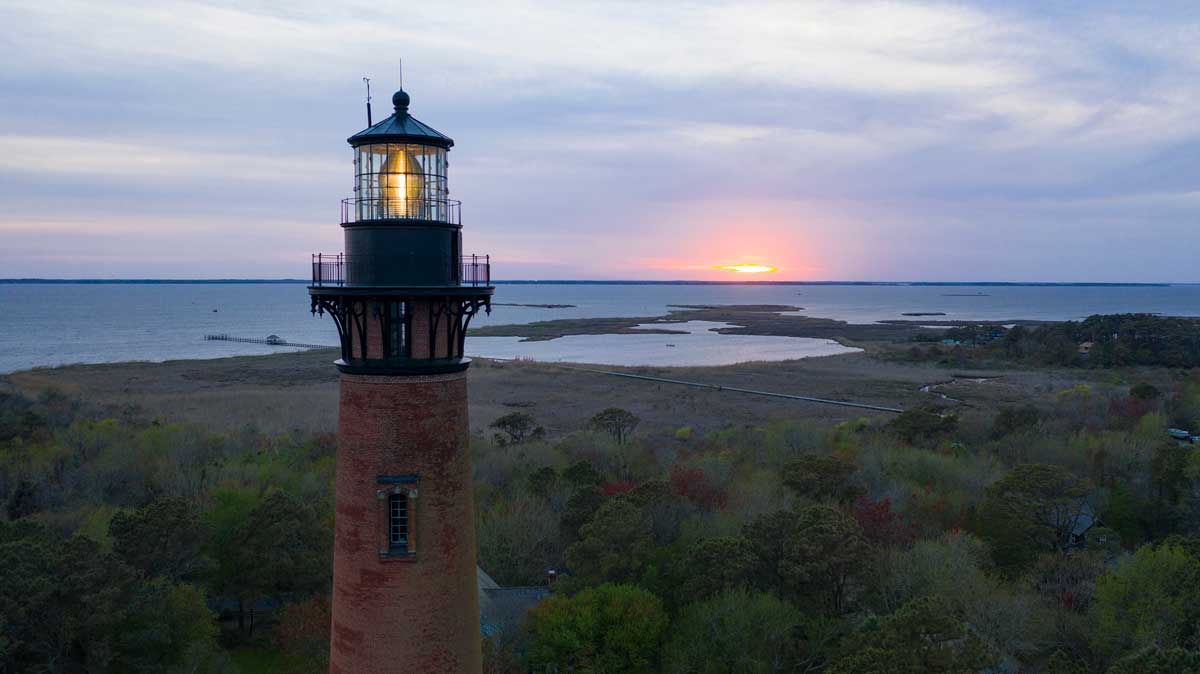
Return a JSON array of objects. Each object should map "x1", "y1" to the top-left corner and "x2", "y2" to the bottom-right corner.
[
  {"x1": 377, "y1": 477, "x2": 419, "y2": 559},
  {"x1": 388, "y1": 492, "x2": 409, "y2": 549}
]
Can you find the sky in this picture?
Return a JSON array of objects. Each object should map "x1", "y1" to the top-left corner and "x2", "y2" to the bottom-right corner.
[{"x1": 1, "y1": 0, "x2": 1198, "y2": 282}]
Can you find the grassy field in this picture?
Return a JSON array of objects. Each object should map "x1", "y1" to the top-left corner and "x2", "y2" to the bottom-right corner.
[{"x1": 6, "y1": 343, "x2": 1122, "y2": 439}]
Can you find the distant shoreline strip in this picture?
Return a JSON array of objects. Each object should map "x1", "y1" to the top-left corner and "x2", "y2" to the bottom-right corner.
[{"x1": 0, "y1": 279, "x2": 1183, "y2": 287}]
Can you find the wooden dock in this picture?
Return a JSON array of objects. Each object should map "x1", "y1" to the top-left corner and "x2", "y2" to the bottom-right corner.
[{"x1": 203, "y1": 334, "x2": 334, "y2": 349}]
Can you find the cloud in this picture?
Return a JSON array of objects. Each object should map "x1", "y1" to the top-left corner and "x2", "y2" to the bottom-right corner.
[{"x1": 0, "y1": 0, "x2": 1198, "y2": 279}]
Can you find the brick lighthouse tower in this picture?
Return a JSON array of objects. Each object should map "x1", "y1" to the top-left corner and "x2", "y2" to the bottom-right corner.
[{"x1": 310, "y1": 84, "x2": 492, "y2": 674}]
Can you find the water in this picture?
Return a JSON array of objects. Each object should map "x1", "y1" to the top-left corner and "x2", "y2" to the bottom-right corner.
[
  {"x1": 1, "y1": 283, "x2": 1197, "y2": 374},
  {"x1": 470, "y1": 321, "x2": 860, "y2": 366}
]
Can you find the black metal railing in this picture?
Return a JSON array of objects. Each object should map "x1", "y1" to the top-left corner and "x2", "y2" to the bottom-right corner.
[
  {"x1": 310, "y1": 253, "x2": 490, "y2": 287},
  {"x1": 341, "y1": 197, "x2": 461, "y2": 225},
  {"x1": 460, "y1": 254, "x2": 491, "y2": 286}
]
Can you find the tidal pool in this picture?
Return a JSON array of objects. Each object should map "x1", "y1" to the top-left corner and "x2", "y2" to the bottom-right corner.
[{"x1": 465, "y1": 321, "x2": 862, "y2": 367}]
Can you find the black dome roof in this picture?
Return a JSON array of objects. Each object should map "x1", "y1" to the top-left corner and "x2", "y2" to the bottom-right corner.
[{"x1": 347, "y1": 89, "x2": 453, "y2": 148}]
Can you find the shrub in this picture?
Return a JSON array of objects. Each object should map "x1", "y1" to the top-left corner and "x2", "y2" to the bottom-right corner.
[
  {"x1": 526, "y1": 584, "x2": 667, "y2": 674},
  {"x1": 662, "y1": 589, "x2": 804, "y2": 674}
]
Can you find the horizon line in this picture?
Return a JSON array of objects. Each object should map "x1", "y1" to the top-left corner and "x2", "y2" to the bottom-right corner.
[{"x1": 0, "y1": 278, "x2": 1189, "y2": 287}]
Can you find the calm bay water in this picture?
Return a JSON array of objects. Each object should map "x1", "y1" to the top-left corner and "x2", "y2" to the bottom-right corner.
[{"x1": 1, "y1": 283, "x2": 1197, "y2": 374}]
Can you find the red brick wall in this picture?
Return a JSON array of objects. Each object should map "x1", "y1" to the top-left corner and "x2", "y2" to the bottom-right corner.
[{"x1": 331, "y1": 371, "x2": 481, "y2": 674}]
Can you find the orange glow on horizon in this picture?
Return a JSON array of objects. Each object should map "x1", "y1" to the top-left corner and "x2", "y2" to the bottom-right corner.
[{"x1": 714, "y1": 264, "x2": 778, "y2": 274}]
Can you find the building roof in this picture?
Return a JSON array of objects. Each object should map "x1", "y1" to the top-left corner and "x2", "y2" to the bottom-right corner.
[
  {"x1": 477, "y1": 566, "x2": 550, "y2": 638},
  {"x1": 480, "y1": 587, "x2": 551, "y2": 638},
  {"x1": 347, "y1": 89, "x2": 454, "y2": 148}
]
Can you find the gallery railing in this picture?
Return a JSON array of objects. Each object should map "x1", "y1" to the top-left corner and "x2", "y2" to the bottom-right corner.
[
  {"x1": 341, "y1": 197, "x2": 461, "y2": 225},
  {"x1": 310, "y1": 253, "x2": 490, "y2": 288}
]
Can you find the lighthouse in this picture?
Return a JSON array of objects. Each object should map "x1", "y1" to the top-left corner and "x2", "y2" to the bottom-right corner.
[{"x1": 310, "y1": 85, "x2": 492, "y2": 674}]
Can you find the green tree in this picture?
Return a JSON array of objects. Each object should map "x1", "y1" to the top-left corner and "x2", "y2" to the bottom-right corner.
[
  {"x1": 0, "y1": 521, "x2": 223, "y2": 674},
  {"x1": 560, "y1": 487, "x2": 605, "y2": 545},
  {"x1": 1091, "y1": 544, "x2": 1200, "y2": 660},
  {"x1": 4, "y1": 479, "x2": 41, "y2": 520},
  {"x1": 978, "y1": 463, "x2": 1092, "y2": 573},
  {"x1": 489, "y1": 412, "x2": 544, "y2": 446},
  {"x1": 564, "y1": 499, "x2": 653, "y2": 588},
  {"x1": 475, "y1": 497, "x2": 559, "y2": 586},
  {"x1": 1130, "y1": 383, "x2": 1162, "y2": 401},
  {"x1": 779, "y1": 505, "x2": 869, "y2": 612},
  {"x1": 827, "y1": 597, "x2": 997, "y2": 674},
  {"x1": 991, "y1": 404, "x2": 1043, "y2": 438},
  {"x1": 526, "y1": 584, "x2": 667, "y2": 674},
  {"x1": 888, "y1": 404, "x2": 957, "y2": 443},
  {"x1": 589, "y1": 408, "x2": 640, "y2": 445},
  {"x1": 563, "y1": 460, "x2": 603, "y2": 489},
  {"x1": 208, "y1": 490, "x2": 329, "y2": 635},
  {"x1": 110, "y1": 496, "x2": 209, "y2": 582},
  {"x1": 661, "y1": 588, "x2": 804, "y2": 674},
  {"x1": 780, "y1": 454, "x2": 858, "y2": 502},
  {"x1": 525, "y1": 465, "x2": 559, "y2": 500},
  {"x1": 1107, "y1": 646, "x2": 1200, "y2": 674},
  {"x1": 744, "y1": 510, "x2": 803, "y2": 591},
  {"x1": 744, "y1": 507, "x2": 868, "y2": 611},
  {"x1": 675, "y1": 536, "x2": 757, "y2": 602},
  {"x1": 114, "y1": 581, "x2": 228, "y2": 674}
]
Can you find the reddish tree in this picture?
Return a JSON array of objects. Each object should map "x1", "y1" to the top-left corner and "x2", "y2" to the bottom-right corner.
[
  {"x1": 668, "y1": 464, "x2": 727, "y2": 510},
  {"x1": 601, "y1": 480, "x2": 638, "y2": 497},
  {"x1": 849, "y1": 497, "x2": 917, "y2": 547},
  {"x1": 1107, "y1": 395, "x2": 1158, "y2": 426}
]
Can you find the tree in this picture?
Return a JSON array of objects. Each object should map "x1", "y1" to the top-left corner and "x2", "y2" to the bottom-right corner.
[
  {"x1": 110, "y1": 496, "x2": 209, "y2": 582},
  {"x1": 744, "y1": 506, "x2": 869, "y2": 612},
  {"x1": 1107, "y1": 646, "x2": 1200, "y2": 674},
  {"x1": 668, "y1": 463, "x2": 727, "y2": 510},
  {"x1": 991, "y1": 404, "x2": 1043, "y2": 438},
  {"x1": 675, "y1": 537, "x2": 757, "y2": 602},
  {"x1": 560, "y1": 487, "x2": 605, "y2": 545},
  {"x1": 780, "y1": 455, "x2": 858, "y2": 502},
  {"x1": 827, "y1": 597, "x2": 997, "y2": 674},
  {"x1": 744, "y1": 509, "x2": 803, "y2": 591},
  {"x1": 113, "y1": 581, "x2": 228, "y2": 674},
  {"x1": 589, "y1": 408, "x2": 640, "y2": 445},
  {"x1": 888, "y1": 404, "x2": 957, "y2": 443},
  {"x1": 0, "y1": 521, "x2": 224, "y2": 674},
  {"x1": 850, "y1": 496, "x2": 916, "y2": 547},
  {"x1": 1130, "y1": 383, "x2": 1162, "y2": 401},
  {"x1": 662, "y1": 588, "x2": 804, "y2": 674},
  {"x1": 4, "y1": 479, "x2": 41, "y2": 520},
  {"x1": 475, "y1": 497, "x2": 560, "y2": 586},
  {"x1": 978, "y1": 464, "x2": 1092, "y2": 573},
  {"x1": 207, "y1": 490, "x2": 329, "y2": 635},
  {"x1": 489, "y1": 412, "x2": 544, "y2": 446},
  {"x1": 526, "y1": 584, "x2": 667, "y2": 674},
  {"x1": 564, "y1": 499, "x2": 652, "y2": 588},
  {"x1": 525, "y1": 466, "x2": 559, "y2": 500},
  {"x1": 778, "y1": 505, "x2": 870, "y2": 612},
  {"x1": 1091, "y1": 544, "x2": 1200, "y2": 661},
  {"x1": 563, "y1": 460, "x2": 603, "y2": 489}
]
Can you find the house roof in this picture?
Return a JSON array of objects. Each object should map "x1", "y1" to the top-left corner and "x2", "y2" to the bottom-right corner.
[{"x1": 477, "y1": 566, "x2": 550, "y2": 638}]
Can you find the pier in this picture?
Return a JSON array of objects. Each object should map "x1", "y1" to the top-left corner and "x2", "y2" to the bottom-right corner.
[{"x1": 203, "y1": 334, "x2": 334, "y2": 349}]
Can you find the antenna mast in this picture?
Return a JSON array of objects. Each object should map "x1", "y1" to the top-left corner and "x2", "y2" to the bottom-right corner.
[{"x1": 363, "y1": 77, "x2": 373, "y2": 126}]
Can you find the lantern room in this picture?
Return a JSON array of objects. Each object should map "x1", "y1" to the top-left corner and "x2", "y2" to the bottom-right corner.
[
  {"x1": 345, "y1": 89, "x2": 455, "y2": 225},
  {"x1": 309, "y1": 85, "x2": 492, "y2": 375}
]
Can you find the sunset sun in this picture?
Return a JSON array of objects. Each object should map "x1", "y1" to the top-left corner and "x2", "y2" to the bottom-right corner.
[{"x1": 714, "y1": 264, "x2": 778, "y2": 274}]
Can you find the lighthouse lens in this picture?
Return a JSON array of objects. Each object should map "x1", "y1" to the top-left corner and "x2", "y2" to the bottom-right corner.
[{"x1": 355, "y1": 144, "x2": 447, "y2": 221}]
